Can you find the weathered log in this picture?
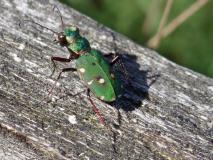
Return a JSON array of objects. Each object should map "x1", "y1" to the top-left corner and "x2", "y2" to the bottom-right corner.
[{"x1": 0, "y1": 0, "x2": 212, "y2": 159}]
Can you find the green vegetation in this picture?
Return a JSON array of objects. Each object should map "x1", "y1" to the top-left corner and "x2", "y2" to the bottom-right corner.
[{"x1": 60, "y1": 0, "x2": 213, "y2": 77}]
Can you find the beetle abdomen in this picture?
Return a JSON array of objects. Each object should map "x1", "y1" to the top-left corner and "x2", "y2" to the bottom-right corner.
[{"x1": 75, "y1": 50, "x2": 121, "y2": 102}]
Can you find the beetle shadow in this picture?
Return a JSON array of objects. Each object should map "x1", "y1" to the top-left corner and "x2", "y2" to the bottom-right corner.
[
  {"x1": 108, "y1": 50, "x2": 160, "y2": 119},
  {"x1": 104, "y1": 50, "x2": 160, "y2": 153}
]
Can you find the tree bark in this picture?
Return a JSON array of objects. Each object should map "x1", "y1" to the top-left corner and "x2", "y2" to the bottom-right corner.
[{"x1": 0, "y1": 0, "x2": 212, "y2": 159}]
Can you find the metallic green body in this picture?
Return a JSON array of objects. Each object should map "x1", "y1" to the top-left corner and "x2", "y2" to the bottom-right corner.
[
  {"x1": 64, "y1": 26, "x2": 122, "y2": 102},
  {"x1": 68, "y1": 37, "x2": 90, "y2": 53}
]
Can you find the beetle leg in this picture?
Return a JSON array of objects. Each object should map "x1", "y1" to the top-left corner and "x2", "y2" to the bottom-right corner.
[
  {"x1": 56, "y1": 67, "x2": 77, "y2": 80},
  {"x1": 50, "y1": 55, "x2": 73, "y2": 77},
  {"x1": 47, "y1": 67, "x2": 77, "y2": 100},
  {"x1": 105, "y1": 53, "x2": 130, "y2": 82},
  {"x1": 86, "y1": 90, "x2": 118, "y2": 150},
  {"x1": 104, "y1": 53, "x2": 119, "y2": 65},
  {"x1": 53, "y1": 89, "x2": 86, "y2": 104},
  {"x1": 111, "y1": 55, "x2": 119, "y2": 65},
  {"x1": 86, "y1": 89, "x2": 106, "y2": 125}
]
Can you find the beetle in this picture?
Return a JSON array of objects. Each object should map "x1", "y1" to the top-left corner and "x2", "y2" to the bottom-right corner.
[
  {"x1": 21, "y1": 7, "x2": 123, "y2": 126},
  {"x1": 52, "y1": 26, "x2": 123, "y2": 125}
]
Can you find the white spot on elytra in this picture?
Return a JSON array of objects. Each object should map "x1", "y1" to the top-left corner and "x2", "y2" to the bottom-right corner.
[
  {"x1": 98, "y1": 78, "x2": 105, "y2": 84},
  {"x1": 88, "y1": 80, "x2": 94, "y2": 85},
  {"x1": 68, "y1": 115, "x2": 77, "y2": 124},
  {"x1": 79, "y1": 68, "x2": 85, "y2": 73},
  {"x1": 100, "y1": 96, "x2": 105, "y2": 100}
]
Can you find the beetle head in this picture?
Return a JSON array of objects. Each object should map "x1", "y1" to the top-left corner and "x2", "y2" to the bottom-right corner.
[
  {"x1": 55, "y1": 32, "x2": 68, "y2": 46},
  {"x1": 64, "y1": 26, "x2": 79, "y2": 44}
]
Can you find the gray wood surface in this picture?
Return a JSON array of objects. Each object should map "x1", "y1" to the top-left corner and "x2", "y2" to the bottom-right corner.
[{"x1": 0, "y1": 0, "x2": 212, "y2": 159}]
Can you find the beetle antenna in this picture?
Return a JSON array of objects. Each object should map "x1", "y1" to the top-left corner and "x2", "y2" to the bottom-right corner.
[
  {"x1": 19, "y1": 20, "x2": 58, "y2": 34},
  {"x1": 53, "y1": 5, "x2": 65, "y2": 30}
]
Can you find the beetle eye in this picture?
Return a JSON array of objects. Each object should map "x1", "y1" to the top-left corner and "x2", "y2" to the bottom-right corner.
[
  {"x1": 58, "y1": 32, "x2": 65, "y2": 40},
  {"x1": 57, "y1": 33, "x2": 67, "y2": 46}
]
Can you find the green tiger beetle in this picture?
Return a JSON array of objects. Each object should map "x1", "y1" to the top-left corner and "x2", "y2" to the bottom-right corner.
[{"x1": 21, "y1": 7, "x2": 125, "y2": 128}]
